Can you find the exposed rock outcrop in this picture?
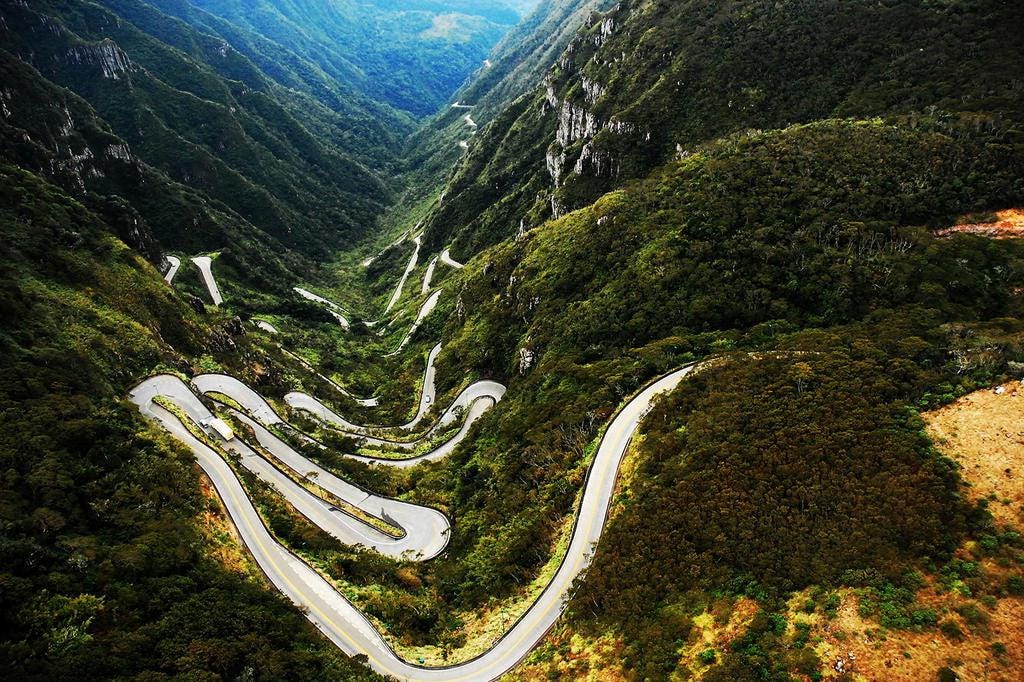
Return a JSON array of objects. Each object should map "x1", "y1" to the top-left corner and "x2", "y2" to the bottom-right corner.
[{"x1": 64, "y1": 41, "x2": 133, "y2": 80}]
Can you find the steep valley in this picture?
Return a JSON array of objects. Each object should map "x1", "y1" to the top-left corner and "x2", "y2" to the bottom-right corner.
[{"x1": 2, "y1": 1, "x2": 1024, "y2": 681}]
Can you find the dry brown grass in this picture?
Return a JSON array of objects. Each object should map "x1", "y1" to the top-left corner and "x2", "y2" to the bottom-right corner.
[
  {"x1": 512, "y1": 384, "x2": 1024, "y2": 680},
  {"x1": 682, "y1": 598, "x2": 760, "y2": 677},
  {"x1": 938, "y1": 208, "x2": 1024, "y2": 239},
  {"x1": 927, "y1": 382, "x2": 1024, "y2": 526},
  {"x1": 195, "y1": 473, "x2": 263, "y2": 580},
  {"x1": 800, "y1": 385, "x2": 1024, "y2": 680},
  {"x1": 811, "y1": 589, "x2": 1024, "y2": 681}
]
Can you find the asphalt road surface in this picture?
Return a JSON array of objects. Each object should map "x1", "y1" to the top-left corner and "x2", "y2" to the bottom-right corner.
[
  {"x1": 192, "y1": 256, "x2": 223, "y2": 306},
  {"x1": 129, "y1": 363, "x2": 697, "y2": 680}
]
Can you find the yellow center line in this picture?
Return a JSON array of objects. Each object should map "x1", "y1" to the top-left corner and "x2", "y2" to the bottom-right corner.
[{"x1": 221, "y1": 464, "x2": 391, "y2": 672}]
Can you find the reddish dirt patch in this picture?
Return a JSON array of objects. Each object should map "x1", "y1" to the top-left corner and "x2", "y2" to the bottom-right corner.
[{"x1": 938, "y1": 208, "x2": 1024, "y2": 239}]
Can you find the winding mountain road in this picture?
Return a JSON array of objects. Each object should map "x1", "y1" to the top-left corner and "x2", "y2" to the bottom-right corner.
[
  {"x1": 164, "y1": 255, "x2": 181, "y2": 283},
  {"x1": 385, "y1": 290, "x2": 441, "y2": 357},
  {"x1": 137, "y1": 226, "x2": 701, "y2": 679},
  {"x1": 192, "y1": 256, "x2": 223, "y2": 306},
  {"x1": 423, "y1": 256, "x2": 438, "y2": 294},
  {"x1": 440, "y1": 249, "x2": 465, "y2": 270},
  {"x1": 130, "y1": 360, "x2": 697, "y2": 680},
  {"x1": 295, "y1": 287, "x2": 350, "y2": 328},
  {"x1": 286, "y1": 379, "x2": 506, "y2": 462},
  {"x1": 133, "y1": 375, "x2": 452, "y2": 559},
  {"x1": 384, "y1": 235, "x2": 422, "y2": 315}
]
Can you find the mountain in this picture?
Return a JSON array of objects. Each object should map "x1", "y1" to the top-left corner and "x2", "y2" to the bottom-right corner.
[
  {"x1": 2, "y1": 0, "x2": 400, "y2": 267},
  {"x1": 403, "y1": 1, "x2": 1024, "y2": 678},
  {"x1": 103, "y1": 0, "x2": 413, "y2": 167},
  {"x1": 4, "y1": 1, "x2": 1024, "y2": 680},
  {"x1": 163, "y1": 0, "x2": 540, "y2": 117},
  {"x1": 401, "y1": 0, "x2": 617, "y2": 204},
  {"x1": 0, "y1": 45, "x2": 312, "y2": 290},
  {"x1": 418, "y1": 0, "x2": 1024, "y2": 256},
  {"x1": 0, "y1": 160, "x2": 387, "y2": 680}
]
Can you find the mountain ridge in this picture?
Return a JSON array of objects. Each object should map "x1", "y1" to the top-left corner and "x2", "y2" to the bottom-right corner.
[{"x1": 3, "y1": 1, "x2": 1024, "y2": 680}]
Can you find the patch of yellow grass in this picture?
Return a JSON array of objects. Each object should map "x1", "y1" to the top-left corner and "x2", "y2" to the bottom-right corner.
[
  {"x1": 794, "y1": 384, "x2": 1024, "y2": 680},
  {"x1": 810, "y1": 589, "x2": 1023, "y2": 681},
  {"x1": 195, "y1": 475, "x2": 262, "y2": 580},
  {"x1": 926, "y1": 381, "x2": 1024, "y2": 526},
  {"x1": 680, "y1": 598, "x2": 759, "y2": 677}
]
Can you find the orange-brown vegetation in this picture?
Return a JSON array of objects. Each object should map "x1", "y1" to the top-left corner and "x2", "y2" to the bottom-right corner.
[{"x1": 938, "y1": 209, "x2": 1024, "y2": 239}]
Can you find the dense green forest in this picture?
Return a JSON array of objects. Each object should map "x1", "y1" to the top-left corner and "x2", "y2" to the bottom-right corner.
[
  {"x1": 417, "y1": 0, "x2": 1024, "y2": 256},
  {"x1": 165, "y1": 0, "x2": 537, "y2": 117},
  {"x1": 0, "y1": 166, "x2": 381, "y2": 680},
  {"x1": 2, "y1": 0, "x2": 394, "y2": 262},
  {"x1": 414, "y1": 116, "x2": 1024, "y2": 608},
  {"x1": 3, "y1": 0, "x2": 1024, "y2": 679}
]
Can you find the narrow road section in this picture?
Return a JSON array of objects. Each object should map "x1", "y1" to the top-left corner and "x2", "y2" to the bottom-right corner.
[
  {"x1": 422, "y1": 256, "x2": 438, "y2": 294},
  {"x1": 384, "y1": 235, "x2": 422, "y2": 315},
  {"x1": 164, "y1": 255, "x2": 181, "y2": 284},
  {"x1": 386, "y1": 290, "x2": 441, "y2": 357},
  {"x1": 440, "y1": 249, "x2": 465, "y2": 270},
  {"x1": 192, "y1": 256, "x2": 223, "y2": 306},
  {"x1": 295, "y1": 287, "x2": 350, "y2": 328}
]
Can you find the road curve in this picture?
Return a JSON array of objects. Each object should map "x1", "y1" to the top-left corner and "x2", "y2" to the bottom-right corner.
[
  {"x1": 130, "y1": 375, "x2": 449, "y2": 560},
  {"x1": 254, "y1": 320, "x2": 279, "y2": 334},
  {"x1": 386, "y1": 290, "x2": 441, "y2": 357},
  {"x1": 295, "y1": 287, "x2": 350, "y2": 328},
  {"x1": 286, "y1": 379, "x2": 506, "y2": 461},
  {"x1": 192, "y1": 256, "x2": 223, "y2": 306},
  {"x1": 384, "y1": 235, "x2": 421, "y2": 315},
  {"x1": 191, "y1": 353, "x2": 505, "y2": 463},
  {"x1": 422, "y1": 256, "x2": 438, "y2": 294},
  {"x1": 440, "y1": 249, "x2": 465, "y2": 270},
  {"x1": 287, "y1": 343, "x2": 443, "y2": 435},
  {"x1": 280, "y1": 347, "x2": 379, "y2": 407},
  {"x1": 164, "y1": 255, "x2": 181, "y2": 284},
  {"x1": 130, "y1": 362, "x2": 698, "y2": 680}
]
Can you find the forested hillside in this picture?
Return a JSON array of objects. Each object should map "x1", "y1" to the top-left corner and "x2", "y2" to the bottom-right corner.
[
  {"x1": 403, "y1": 0, "x2": 616, "y2": 194},
  {"x1": 418, "y1": 0, "x2": 1024, "y2": 256},
  {"x1": 1, "y1": 0, "x2": 396, "y2": 265},
  {"x1": 0, "y1": 47, "x2": 309, "y2": 289},
  {"x1": 4, "y1": 0, "x2": 1024, "y2": 680},
  {"x1": 164, "y1": 0, "x2": 538, "y2": 117},
  {"x1": 0, "y1": 164, "x2": 382, "y2": 680}
]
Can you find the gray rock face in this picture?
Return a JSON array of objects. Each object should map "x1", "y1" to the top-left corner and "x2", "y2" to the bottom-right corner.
[
  {"x1": 64, "y1": 41, "x2": 133, "y2": 80},
  {"x1": 518, "y1": 347, "x2": 536, "y2": 375},
  {"x1": 556, "y1": 99, "x2": 601, "y2": 147}
]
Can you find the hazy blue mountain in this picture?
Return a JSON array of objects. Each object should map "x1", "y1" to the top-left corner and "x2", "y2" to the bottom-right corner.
[
  {"x1": 1, "y1": 0, "x2": 396, "y2": 268},
  {"x1": 174, "y1": 0, "x2": 539, "y2": 117}
]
